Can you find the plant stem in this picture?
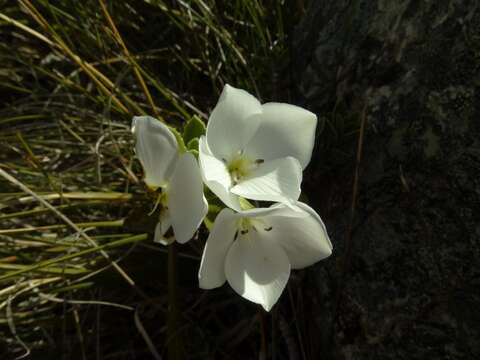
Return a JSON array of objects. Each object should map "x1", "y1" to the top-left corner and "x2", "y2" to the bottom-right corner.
[
  {"x1": 271, "y1": 308, "x2": 277, "y2": 360},
  {"x1": 258, "y1": 307, "x2": 267, "y2": 360},
  {"x1": 167, "y1": 243, "x2": 182, "y2": 360}
]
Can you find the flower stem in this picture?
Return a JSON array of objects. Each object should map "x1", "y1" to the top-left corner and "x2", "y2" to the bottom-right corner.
[
  {"x1": 258, "y1": 307, "x2": 267, "y2": 360},
  {"x1": 167, "y1": 243, "x2": 183, "y2": 360}
]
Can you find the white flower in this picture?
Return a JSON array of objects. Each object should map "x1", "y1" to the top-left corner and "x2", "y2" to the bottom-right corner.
[
  {"x1": 198, "y1": 202, "x2": 332, "y2": 311},
  {"x1": 132, "y1": 116, "x2": 208, "y2": 244},
  {"x1": 199, "y1": 84, "x2": 317, "y2": 211}
]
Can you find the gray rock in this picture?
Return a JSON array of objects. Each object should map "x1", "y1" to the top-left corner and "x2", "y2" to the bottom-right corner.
[{"x1": 292, "y1": 1, "x2": 480, "y2": 359}]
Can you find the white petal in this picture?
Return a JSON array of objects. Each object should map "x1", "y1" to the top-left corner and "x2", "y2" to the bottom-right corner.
[
  {"x1": 153, "y1": 210, "x2": 173, "y2": 245},
  {"x1": 230, "y1": 157, "x2": 302, "y2": 203},
  {"x1": 206, "y1": 84, "x2": 263, "y2": 160},
  {"x1": 132, "y1": 116, "x2": 178, "y2": 188},
  {"x1": 198, "y1": 209, "x2": 238, "y2": 289},
  {"x1": 244, "y1": 103, "x2": 317, "y2": 169},
  {"x1": 238, "y1": 202, "x2": 305, "y2": 218},
  {"x1": 263, "y1": 202, "x2": 332, "y2": 269},
  {"x1": 225, "y1": 233, "x2": 291, "y2": 311},
  {"x1": 167, "y1": 153, "x2": 208, "y2": 243},
  {"x1": 198, "y1": 136, "x2": 241, "y2": 211}
]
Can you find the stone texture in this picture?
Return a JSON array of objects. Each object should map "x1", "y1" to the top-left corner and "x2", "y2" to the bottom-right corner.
[{"x1": 292, "y1": 1, "x2": 480, "y2": 359}]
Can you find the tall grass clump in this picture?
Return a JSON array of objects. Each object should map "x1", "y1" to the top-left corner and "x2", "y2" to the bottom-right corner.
[{"x1": 0, "y1": 1, "x2": 308, "y2": 358}]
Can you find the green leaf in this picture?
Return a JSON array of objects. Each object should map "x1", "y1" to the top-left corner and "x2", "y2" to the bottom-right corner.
[{"x1": 183, "y1": 115, "x2": 206, "y2": 144}]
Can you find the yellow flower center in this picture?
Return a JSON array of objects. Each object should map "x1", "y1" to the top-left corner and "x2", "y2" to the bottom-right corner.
[
  {"x1": 227, "y1": 155, "x2": 253, "y2": 184},
  {"x1": 238, "y1": 217, "x2": 253, "y2": 232},
  {"x1": 235, "y1": 217, "x2": 272, "y2": 241}
]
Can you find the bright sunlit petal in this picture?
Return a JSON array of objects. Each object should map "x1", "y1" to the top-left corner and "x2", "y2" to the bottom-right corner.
[
  {"x1": 225, "y1": 230, "x2": 291, "y2": 311},
  {"x1": 206, "y1": 84, "x2": 262, "y2": 160},
  {"x1": 230, "y1": 157, "x2": 302, "y2": 203},
  {"x1": 244, "y1": 103, "x2": 317, "y2": 169},
  {"x1": 263, "y1": 202, "x2": 333, "y2": 269}
]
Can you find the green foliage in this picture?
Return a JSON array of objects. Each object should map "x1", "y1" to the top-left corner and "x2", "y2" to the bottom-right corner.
[
  {"x1": 0, "y1": 0, "x2": 298, "y2": 358},
  {"x1": 186, "y1": 137, "x2": 200, "y2": 151},
  {"x1": 183, "y1": 115, "x2": 206, "y2": 145},
  {"x1": 169, "y1": 125, "x2": 187, "y2": 153}
]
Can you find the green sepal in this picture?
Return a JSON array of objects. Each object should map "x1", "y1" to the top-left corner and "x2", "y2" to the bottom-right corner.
[
  {"x1": 188, "y1": 149, "x2": 199, "y2": 159},
  {"x1": 203, "y1": 204, "x2": 222, "y2": 231},
  {"x1": 203, "y1": 217, "x2": 213, "y2": 231},
  {"x1": 187, "y1": 137, "x2": 199, "y2": 151},
  {"x1": 169, "y1": 126, "x2": 187, "y2": 153},
  {"x1": 239, "y1": 197, "x2": 255, "y2": 210},
  {"x1": 183, "y1": 115, "x2": 206, "y2": 144}
]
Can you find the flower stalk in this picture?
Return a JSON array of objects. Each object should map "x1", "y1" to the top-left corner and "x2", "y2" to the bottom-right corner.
[
  {"x1": 259, "y1": 307, "x2": 267, "y2": 360},
  {"x1": 167, "y1": 243, "x2": 183, "y2": 360}
]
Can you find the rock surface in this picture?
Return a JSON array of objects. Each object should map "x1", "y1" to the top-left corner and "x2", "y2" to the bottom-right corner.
[{"x1": 292, "y1": 1, "x2": 480, "y2": 359}]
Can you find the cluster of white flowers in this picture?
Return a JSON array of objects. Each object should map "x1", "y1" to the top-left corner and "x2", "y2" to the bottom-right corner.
[{"x1": 132, "y1": 84, "x2": 332, "y2": 311}]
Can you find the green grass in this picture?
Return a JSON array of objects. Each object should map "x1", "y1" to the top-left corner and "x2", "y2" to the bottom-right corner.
[
  {"x1": 0, "y1": 1, "x2": 364, "y2": 359},
  {"x1": 0, "y1": 1, "x2": 312, "y2": 358}
]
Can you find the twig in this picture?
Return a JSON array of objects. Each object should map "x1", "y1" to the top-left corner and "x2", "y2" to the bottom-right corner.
[
  {"x1": 135, "y1": 307, "x2": 163, "y2": 360},
  {"x1": 38, "y1": 292, "x2": 135, "y2": 311}
]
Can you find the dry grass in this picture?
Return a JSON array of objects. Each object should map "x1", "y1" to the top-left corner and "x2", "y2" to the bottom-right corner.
[
  {"x1": 0, "y1": 1, "x2": 363, "y2": 358},
  {"x1": 0, "y1": 1, "x2": 312, "y2": 359}
]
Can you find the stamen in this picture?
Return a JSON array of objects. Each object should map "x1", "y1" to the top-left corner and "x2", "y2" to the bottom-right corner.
[{"x1": 148, "y1": 193, "x2": 163, "y2": 215}]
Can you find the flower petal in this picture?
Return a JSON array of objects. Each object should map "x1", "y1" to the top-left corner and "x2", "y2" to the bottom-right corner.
[
  {"x1": 238, "y1": 202, "x2": 305, "y2": 218},
  {"x1": 244, "y1": 103, "x2": 317, "y2": 169},
  {"x1": 132, "y1": 116, "x2": 178, "y2": 188},
  {"x1": 153, "y1": 210, "x2": 173, "y2": 245},
  {"x1": 167, "y1": 152, "x2": 208, "y2": 243},
  {"x1": 206, "y1": 84, "x2": 262, "y2": 160},
  {"x1": 225, "y1": 232, "x2": 291, "y2": 311},
  {"x1": 198, "y1": 208, "x2": 238, "y2": 289},
  {"x1": 263, "y1": 202, "x2": 332, "y2": 269},
  {"x1": 230, "y1": 157, "x2": 302, "y2": 203},
  {"x1": 199, "y1": 136, "x2": 241, "y2": 211}
]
